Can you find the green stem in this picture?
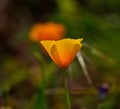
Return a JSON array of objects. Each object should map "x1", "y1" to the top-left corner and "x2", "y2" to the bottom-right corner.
[
  {"x1": 64, "y1": 70, "x2": 71, "y2": 109},
  {"x1": 35, "y1": 81, "x2": 47, "y2": 109}
]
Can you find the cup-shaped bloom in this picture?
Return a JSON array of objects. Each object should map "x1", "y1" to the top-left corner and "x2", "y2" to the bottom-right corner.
[
  {"x1": 29, "y1": 22, "x2": 65, "y2": 42},
  {"x1": 40, "y1": 38, "x2": 83, "y2": 68}
]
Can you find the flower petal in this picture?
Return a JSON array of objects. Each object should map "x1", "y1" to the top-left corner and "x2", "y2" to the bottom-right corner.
[
  {"x1": 50, "y1": 44, "x2": 62, "y2": 67},
  {"x1": 51, "y1": 38, "x2": 82, "y2": 68},
  {"x1": 40, "y1": 40, "x2": 55, "y2": 56},
  {"x1": 29, "y1": 22, "x2": 65, "y2": 42},
  {"x1": 40, "y1": 38, "x2": 83, "y2": 68}
]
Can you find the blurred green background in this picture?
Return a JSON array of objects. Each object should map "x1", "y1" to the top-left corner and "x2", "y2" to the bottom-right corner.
[{"x1": 0, "y1": 0, "x2": 120, "y2": 109}]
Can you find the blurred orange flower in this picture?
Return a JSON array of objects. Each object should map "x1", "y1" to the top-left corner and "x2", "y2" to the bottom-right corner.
[
  {"x1": 29, "y1": 22, "x2": 66, "y2": 42},
  {"x1": 40, "y1": 38, "x2": 83, "y2": 68}
]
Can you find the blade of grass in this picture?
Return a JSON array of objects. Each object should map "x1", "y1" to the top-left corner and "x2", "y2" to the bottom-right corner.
[{"x1": 35, "y1": 62, "x2": 57, "y2": 109}]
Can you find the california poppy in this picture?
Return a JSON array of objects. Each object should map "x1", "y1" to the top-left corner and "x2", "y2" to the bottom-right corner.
[
  {"x1": 29, "y1": 22, "x2": 65, "y2": 42},
  {"x1": 40, "y1": 38, "x2": 83, "y2": 68}
]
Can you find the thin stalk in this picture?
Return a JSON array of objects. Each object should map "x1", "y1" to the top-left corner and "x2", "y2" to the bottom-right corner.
[
  {"x1": 64, "y1": 71, "x2": 71, "y2": 109},
  {"x1": 77, "y1": 52, "x2": 93, "y2": 86},
  {"x1": 35, "y1": 82, "x2": 46, "y2": 109}
]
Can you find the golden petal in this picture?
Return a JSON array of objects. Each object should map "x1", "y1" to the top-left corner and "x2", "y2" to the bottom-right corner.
[
  {"x1": 40, "y1": 38, "x2": 83, "y2": 68},
  {"x1": 55, "y1": 38, "x2": 82, "y2": 63},
  {"x1": 40, "y1": 40, "x2": 55, "y2": 56},
  {"x1": 52, "y1": 38, "x2": 82, "y2": 68},
  {"x1": 50, "y1": 44, "x2": 62, "y2": 67}
]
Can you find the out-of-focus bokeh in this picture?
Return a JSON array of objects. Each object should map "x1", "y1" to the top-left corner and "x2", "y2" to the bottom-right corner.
[{"x1": 0, "y1": 0, "x2": 120, "y2": 109}]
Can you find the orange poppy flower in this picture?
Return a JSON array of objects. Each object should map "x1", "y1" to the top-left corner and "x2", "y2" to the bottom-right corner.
[
  {"x1": 29, "y1": 22, "x2": 66, "y2": 42},
  {"x1": 40, "y1": 38, "x2": 83, "y2": 68}
]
